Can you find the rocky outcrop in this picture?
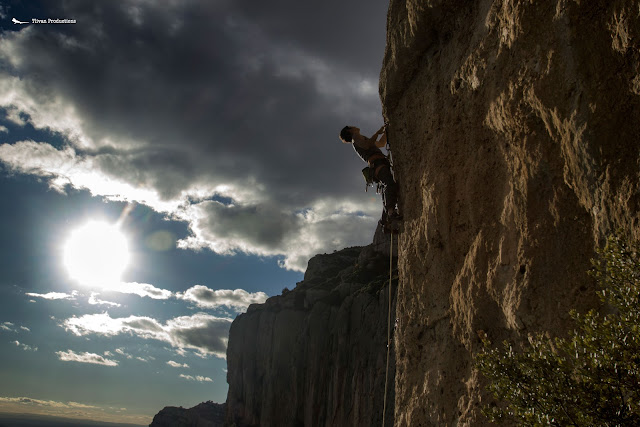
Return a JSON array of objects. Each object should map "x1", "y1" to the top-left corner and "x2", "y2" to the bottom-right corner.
[
  {"x1": 149, "y1": 401, "x2": 226, "y2": 427},
  {"x1": 381, "y1": 0, "x2": 640, "y2": 425},
  {"x1": 225, "y1": 236, "x2": 398, "y2": 427}
]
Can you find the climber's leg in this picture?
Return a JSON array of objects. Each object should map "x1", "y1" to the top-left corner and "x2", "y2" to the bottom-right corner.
[{"x1": 375, "y1": 165, "x2": 399, "y2": 218}]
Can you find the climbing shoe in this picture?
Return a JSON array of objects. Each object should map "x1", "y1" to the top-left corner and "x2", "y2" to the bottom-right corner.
[{"x1": 379, "y1": 212, "x2": 402, "y2": 234}]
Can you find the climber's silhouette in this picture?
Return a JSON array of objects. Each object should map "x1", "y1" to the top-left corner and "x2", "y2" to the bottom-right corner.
[{"x1": 340, "y1": 124, "x2": 401, "y2": 232}]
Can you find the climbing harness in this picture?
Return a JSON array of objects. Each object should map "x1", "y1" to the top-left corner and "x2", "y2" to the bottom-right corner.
[
  {"x1": 363, "y1": 123, "x2": 394, "y2": 194},
  {"x1": 363, "y1": 157, "x2": 391, "y2": 194},
  {"x1": 380, "y1": 122, "x2": 403, "y2": 235},
  {"x1": 362, "y1": 166, "x2": 375, "y2": 189}
]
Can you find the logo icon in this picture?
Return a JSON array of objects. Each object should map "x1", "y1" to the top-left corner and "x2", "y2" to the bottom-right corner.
[{"x1": 12, "y1": 18, "x2": 29, "y2": 24}]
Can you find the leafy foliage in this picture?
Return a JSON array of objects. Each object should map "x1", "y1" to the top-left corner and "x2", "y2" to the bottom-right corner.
[{"x1": 475, "y1": 235, "x2": 640, "y2": 426}]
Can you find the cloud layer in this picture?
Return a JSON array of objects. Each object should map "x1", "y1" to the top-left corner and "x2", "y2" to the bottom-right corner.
[
  {"x1": 167, "y1": 360, "x2": 189, "y2": 368},
  {"x1": 0, "y1": 395, "x2": 148, "y2": 425},
  {"x1": 26, "y1": 283, "x2": 269, "y2": 312},
  {"x1": 1, "y1": 322, "x2": 30, "y2": 333},
  {"x1": 63, "y1": 312, "x2": 232, "y2": 359},
  {"x1": 25, "y1": 291, "x2": 77, "y2": 300},
  {"x1": 0, "y1": 396, "x2": 97, "y2": 410},
  {"x1": 13, "y1": 341, "x2": 37, "y2": 352},
  {"x1": 179, "y1": 374, "x2": 213, "y2": 383},
  {"x1": 56, "y1": 349, "x2": 118, "y2": 366},
  {"x1": 178, "y1": 286, "x2": 267, "y2": 310},
  {"x1": 0, "y1": 0, "x2": 387, "y2": 271}
]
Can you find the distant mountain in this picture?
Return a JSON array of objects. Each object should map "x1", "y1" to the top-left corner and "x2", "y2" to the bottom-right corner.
[
  {"x1": 0, "y1": 412, "x2": 143, "y2": 427},
  {"x1": 148, "y1": 401, "x2": 225, "y2": 427}
]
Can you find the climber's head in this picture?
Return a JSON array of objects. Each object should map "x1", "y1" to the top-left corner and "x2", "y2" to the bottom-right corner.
[{"x1": 340, "y1": 126, "x2": 359, "y2": 143}]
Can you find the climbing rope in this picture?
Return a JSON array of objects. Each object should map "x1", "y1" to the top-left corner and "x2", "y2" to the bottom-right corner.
[
  {"x1": 382, "y1": 119, "x2": 397, "y2": 427},
  {"x1": 382, "y1": 233, "x2": 393, "y2": 427}
]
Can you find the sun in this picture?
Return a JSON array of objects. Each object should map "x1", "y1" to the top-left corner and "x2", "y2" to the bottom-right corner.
[{"x1": 63, "y1": 220, "x2": 131, "y2": 286}]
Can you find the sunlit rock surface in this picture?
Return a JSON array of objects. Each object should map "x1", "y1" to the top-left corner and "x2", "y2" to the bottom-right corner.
[{"x1": 380, "y1": 0, "x2": 640, "y2": 425}]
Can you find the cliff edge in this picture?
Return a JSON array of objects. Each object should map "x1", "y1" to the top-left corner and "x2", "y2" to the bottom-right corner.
[
  {"x1": 225, "y1": 229, "x2": 398, "y2": 427},
  {"x1": 381, "y1": 0, "x2": 640, "y2": 425}
]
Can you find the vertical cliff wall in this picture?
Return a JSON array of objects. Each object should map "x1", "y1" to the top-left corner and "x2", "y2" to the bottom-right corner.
[
  {"x1": 380, "y1": 0, "x2": 640, "y2": 425},
  {"x1": 225, "y1": 232, "x2": 398, "y2": 427}
]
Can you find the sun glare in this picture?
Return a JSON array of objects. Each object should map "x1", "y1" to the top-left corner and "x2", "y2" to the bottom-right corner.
[{"x1": 63, "y1": 220, "x2": 131, "y2": 286}]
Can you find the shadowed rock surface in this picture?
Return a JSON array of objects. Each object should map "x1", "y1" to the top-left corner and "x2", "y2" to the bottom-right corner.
[
  {"x1": 149, "y1": 401, "x2": 226, "y2": 427},
  {"x1": 225, "y1": 230, "x2": 397, "y2": 427}
]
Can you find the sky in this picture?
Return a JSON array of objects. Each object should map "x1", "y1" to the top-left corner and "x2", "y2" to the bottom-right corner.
[{"x1": 0, "y1": 0, "x2": 389, "y2": 424}]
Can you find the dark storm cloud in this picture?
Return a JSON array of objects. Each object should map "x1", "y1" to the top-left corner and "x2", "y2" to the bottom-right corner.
[
  {"x1": 0, "y1": 0, "x2": 387, "y2": 270},
  {"x1": 228, "y1": 0, "x2": 388, "y2": 72},
  {"x1": 195, "y1": 201, "x2": 304, "y2": 250},
  {"x1": 169, "y1": 316, "x2": 230, "y2": 357}
]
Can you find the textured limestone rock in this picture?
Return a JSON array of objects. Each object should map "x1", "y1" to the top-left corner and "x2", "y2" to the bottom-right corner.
[
  {"x1": 380, "y1": 0, "x2": 640, "y2": 425},
  {"x1": 149, "y1": 401, "x2": 226, "y2": 427},
  {"x1": 225, "y1": 239, "x2": 398, "y2": 427}
]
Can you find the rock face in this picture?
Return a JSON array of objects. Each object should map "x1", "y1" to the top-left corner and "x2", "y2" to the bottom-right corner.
[
  {"x1": 149, "y1": 401, "x2": 226, "y2": 427},
  {"x1": 225, "y1": 239, "x2": 398, "y2": 427},
  {"x1": 380, "y1": 0, "x2": 640, "y2": 425}
]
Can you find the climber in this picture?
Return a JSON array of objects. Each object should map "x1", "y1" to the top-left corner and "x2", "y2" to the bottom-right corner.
[{"x1": 339, "y1": 124, "x2": 401, "y2": 230}]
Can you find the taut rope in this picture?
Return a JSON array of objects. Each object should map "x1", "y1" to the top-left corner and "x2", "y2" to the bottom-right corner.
[{"x1": 382, "y1": 233, "x2": 393, "y2": 427}]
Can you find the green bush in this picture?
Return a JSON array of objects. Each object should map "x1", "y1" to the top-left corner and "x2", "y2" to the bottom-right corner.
[{"x1": 475, "y1": 235, "x2": 640, "y2": 426}]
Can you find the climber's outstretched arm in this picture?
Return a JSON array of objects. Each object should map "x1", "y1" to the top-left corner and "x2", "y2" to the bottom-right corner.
[{"x1": 372, "y1": 125, "x2": 387, "y2": 148}]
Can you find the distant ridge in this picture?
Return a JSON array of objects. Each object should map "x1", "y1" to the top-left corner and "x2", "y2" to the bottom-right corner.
[
  {"x1": 0, "y1": 412, "x2": 144, "y2": 427},
  {"x1": 149, "y1": 401, "x2": 225, "y2": 427}
]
